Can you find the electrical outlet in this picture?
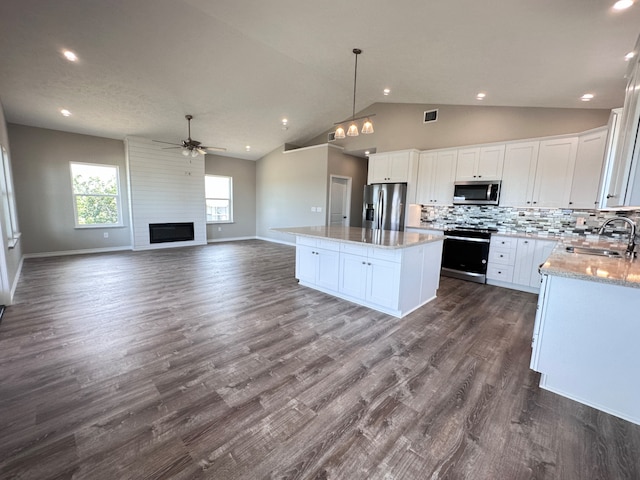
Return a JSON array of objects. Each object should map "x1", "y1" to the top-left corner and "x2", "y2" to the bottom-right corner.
[
  {"x1": 316, "y1": 207, "x2": 322, "y2": 213},
  {"x1": 311, "y1": 207, "x2": 317, "y2": 212},
  {"x1": 218, "y1": 227, "x2": 222, "y2": 232},
  {"x1": 103, "y1": 232, "x2": 109, "y2": 238}
]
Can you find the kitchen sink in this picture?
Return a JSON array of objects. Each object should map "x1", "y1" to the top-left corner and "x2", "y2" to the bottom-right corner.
[{"x1": 564, "y1": 246, "x2": 623, "y2": 258}]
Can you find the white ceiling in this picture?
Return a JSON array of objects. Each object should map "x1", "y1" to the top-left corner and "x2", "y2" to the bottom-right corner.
[{"x1": 0, "y1": 0, "x2": 639, "y2": 160}]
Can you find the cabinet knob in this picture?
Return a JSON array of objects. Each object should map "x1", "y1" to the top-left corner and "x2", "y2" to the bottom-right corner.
[
  {"x1": 368, "y1": 262, "x2": 372, "y2": 266},
  {"x1": 362, "y1": 261, "x2": 366, "y2": 265},
  {"x1": 569, "y1": 202, "x2": 573, "y2": 205},
  {"x1": 478, "y1": 175, "x2": 482, "y2": 178},
  {"x1": 498, "y1": 271, "x2": 502, "y2": 274},
  {"x1": 526, "y1": 201, "x2": 531, "y2": 204},
  {"x1": 533, "y1": 201, "x2": 537, "y2": 204},
  {"x1": 524, "y1": 241, "x2": 528, "y2": 244}
]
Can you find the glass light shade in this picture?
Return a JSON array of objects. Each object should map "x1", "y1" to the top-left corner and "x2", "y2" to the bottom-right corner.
[
  {"x1": 334, "y1": 126, "x2": 346, "y2": 139},
  {"x1": 182, "y1": 149, "x2": 190, "y2": 156},
  {"x1": 361, "y1": 119, "x2": 374, "y2": 134},
  {"x1": 346, "y1": 123, "x2": 359, "y2": 137},
  {"x1": 191, "y1": 149, "x2": 199, "y2": 157}
]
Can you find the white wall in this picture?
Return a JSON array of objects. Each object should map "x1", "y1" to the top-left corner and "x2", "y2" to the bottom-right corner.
[
  {"x1": 126, "y1": 137, "x2": 206, "y2": 250},
  {"x1": 256, "y1": 144, "x2": 329, "y2": 243}
]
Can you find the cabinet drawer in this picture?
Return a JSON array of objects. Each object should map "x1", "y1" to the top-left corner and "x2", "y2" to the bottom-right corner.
[
  {"x1": 296, "y1": 236, "x2": 317, "y2": 247},
  {"x1": 486, "y1": 264, "x2": 514, "y2": 282},
  {"x1": 340, "y1": 242, "x2": 368, "y2": 257},
  {"x1": 317, "y1": 239, "x2": 340, "y2": 252},
  {"x1": 490, "y1": 236, "x2": 517, "y2": 251},
  {"x1": 369, "y1": 247, "x2": 402, "y2": 263},
  {"x1": 489, "y1": 249, "x2": 516, "y2": 265}
]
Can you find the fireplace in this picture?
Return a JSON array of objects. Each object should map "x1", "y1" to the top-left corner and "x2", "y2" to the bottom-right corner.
[{"x1": 149, "y1": 222, "x2": 195, "y2": 244}]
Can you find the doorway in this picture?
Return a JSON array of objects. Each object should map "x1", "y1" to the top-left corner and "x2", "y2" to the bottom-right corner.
[{"x1": 328, "y1": 175, "x2": 352, "y2": 227}]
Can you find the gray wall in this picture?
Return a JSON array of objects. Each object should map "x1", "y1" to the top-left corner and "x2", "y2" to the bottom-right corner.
[
  {"x1": 304, "y1": 103, "x2": 611, "y2": 153},
  {"x1": 327, "y1": 148, "x2": 368, "y2": 227},
  {"x1": 9, "y1": 124, "x2": 131, "y2": 255},
  {"x1": 0, "y1": 100, "x2": 23, "y2": 303},
  {"x1": 205, "y1": 153, "x2": 256, "y2": 241},
  {"x1": 256, "y1": 144, "x2": 329, "y2": 243}
]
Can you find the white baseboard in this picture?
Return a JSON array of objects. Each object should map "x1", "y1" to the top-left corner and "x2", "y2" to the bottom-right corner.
[
  {"x1": 23, "y1": 245, "x2": 133, "y2": 259},
  {"x1": 9, "y1": 255, "x2": 25, "y2": 304},
  {"x1": 207, "y1": 236, "x2": 257, "y2": 243},
  {"x1": 256, "y1": 236, "x2": 295, "y2": 247}
]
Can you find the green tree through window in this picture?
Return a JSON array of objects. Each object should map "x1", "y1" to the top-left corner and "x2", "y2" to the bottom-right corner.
[{"x1": 71, "y1": 163, "x2": 121, "y2": 226}]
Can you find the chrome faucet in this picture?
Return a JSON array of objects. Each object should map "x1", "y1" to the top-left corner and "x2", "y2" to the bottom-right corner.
[{"x1": 597, "y1": 217, "x2": 637, "y2": 256}]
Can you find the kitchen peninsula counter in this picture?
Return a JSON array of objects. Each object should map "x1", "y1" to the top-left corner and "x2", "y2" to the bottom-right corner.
[{"x1": 275, "y1": 226, "x2": 444, "y2": 318}]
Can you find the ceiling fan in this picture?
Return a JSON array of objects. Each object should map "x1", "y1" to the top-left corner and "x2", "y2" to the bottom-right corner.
[{"x1": 154, "y1": 115, "x2": 226, "y2": 157}]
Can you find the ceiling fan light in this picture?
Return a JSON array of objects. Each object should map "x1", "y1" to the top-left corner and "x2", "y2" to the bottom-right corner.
[
  {"x1": 335, "y1": 126, "x2": 346, "y2": 139},
  {"x1": 347, "y1": 123, "x2": 359, "y2": 137},
  {"x1": 361, "y1": 119, "x2": 374, "y2": 134},
  {"x1": 182, "y1": 149, "x2": 190, "y2": 156},
  {"x1": 191, "y1": 149, "x2": 199, "y2": 157}
]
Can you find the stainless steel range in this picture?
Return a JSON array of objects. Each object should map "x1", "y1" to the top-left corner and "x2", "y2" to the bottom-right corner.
[{"x1": 441, "y1": 226, "x2": 497, "y2": 284}]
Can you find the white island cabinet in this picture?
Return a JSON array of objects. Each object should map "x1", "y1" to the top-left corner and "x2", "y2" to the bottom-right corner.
[
  {"x1": 277, "y1": 226, "x2": 444, "y2": 318},
  {"x1": 530, "y1": 246, "x2": 640, "y2": 425}
]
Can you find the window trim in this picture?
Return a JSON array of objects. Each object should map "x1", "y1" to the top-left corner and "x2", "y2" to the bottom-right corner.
[
  {"x1": 0, "y1": 146, "x2": 20, "y2": 248},
  {"x1": 70, "y1": 161, "x2": 123, "y2": 228},
  {"x1": 205, "y1": 174, "x2": 233, "y2": 224}
]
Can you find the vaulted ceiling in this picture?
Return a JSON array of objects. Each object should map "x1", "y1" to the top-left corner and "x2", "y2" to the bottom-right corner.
[{"x1": 0, "y1": 0, "x2": 639, "y2": 159}]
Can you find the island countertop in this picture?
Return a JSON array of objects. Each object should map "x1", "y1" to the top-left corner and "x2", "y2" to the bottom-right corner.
[
  {"x1": 273, "y1": 226, "x2": 444, "y2": 249},
  {"x1": 540, "y1": 239, "x2": 640, "y2": 289}
]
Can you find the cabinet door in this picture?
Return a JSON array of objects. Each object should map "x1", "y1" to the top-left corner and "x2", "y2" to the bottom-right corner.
[
  {"x1": 477, "y1": 145, "x2": 505, "y2": 180},
  {"x1": 569, "y1": 130, "x2": 607, "y2": 209},
  {"x1": 455, "y1": 148, "x2": 480, "y2": 181},
  {"x1": 416, "y1": 151, "x2": 436, "y2": 204},
  {"x1": 339, "y1": 253, "x2": 368, "y2": 299},
  {"x1": 388, "y1": 152, "x2": 410, "y2": 182},
  {"x1": 432, "y1": 150, "x2": 458, "y2": 204},
  {"x1": 501, "y1": 141, "x2": 539, "y2": 207},
  {"x1": 296, "y1": 245, "x2": 317, "y2": 284},
  {"x1": 513, "y1": 238, "x2": 536, "y2": 286},
  {"x1": 529, "y1": 240, "x2": 556, "y2": 288},
  {"x1": 316, "y1": 249, "x2": 340, "y2": 291},
  {"x1": 530, "y1": 274, "x2": 550, "y2": 371},
  {"x1": 366, "y1": 258, "x2": 400, "y2": 309},
  {"x1": 368, "y1": 154, "x2": 389, "y2": 183},
  {"x1": 533, "y1": 137, "x2": 578, "y2": 208}
]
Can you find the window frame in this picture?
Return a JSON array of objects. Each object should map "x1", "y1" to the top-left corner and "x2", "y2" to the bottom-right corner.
[
  {"x1": 0, "y1": 146, "x2": 20, "y2": 248},
  {"x1": 205, "y1": 174, "x2": 233, "y2": 224},
  {"x1": 70, "y1": 161, "x2": 123, "y2": 228}
]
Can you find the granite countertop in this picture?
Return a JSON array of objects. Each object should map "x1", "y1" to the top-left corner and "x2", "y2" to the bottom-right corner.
[
  {"x1": 274, "y1": 226, "x2": 444, "y2": 249},
  {"x1": 540, "y1": 239, "x2": 640, "y2": 288}
]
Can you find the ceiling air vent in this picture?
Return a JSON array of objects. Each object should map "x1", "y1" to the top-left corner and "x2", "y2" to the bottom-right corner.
[
  {"x1": 327, "y1": 132, "x2": 336, "y2": 142},
  {"x1": 423, "y1": 109, "x2": 439, "y2": 123}
]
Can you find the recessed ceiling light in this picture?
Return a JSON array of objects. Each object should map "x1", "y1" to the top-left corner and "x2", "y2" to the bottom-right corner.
[
  {"x1": 282, "y1": 118, "x2": 288, "y2": 125},
  {"x1": 613, "y1": 0, "x2": 634, "y2": 10},
  {"x1": 63, "y1": 50, "x2": 78, "y2": 62},
  {"x1": 625, "y1": 51, "x2": 636, "y2": 61},
  {"x1": 245, "y1": 146, "x2": 251, "y2": 152},
  {"x1": 581, "y1": 93, "x2": 594, "y2": 101},
  {"x1": 476, "y1": 92, "x2": 486, "y2": 100},
  {"x1": 60, "y1": 109, "x2": 72, "y2": 117},
  {"x1": 383, "y1": 88, "x2": 391, "y2": 96},
  {"x1": 365, "y1": 150, "x2": 370, "y2": 155}
]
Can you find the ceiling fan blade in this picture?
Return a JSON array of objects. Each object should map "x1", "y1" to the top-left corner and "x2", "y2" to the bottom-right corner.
[
  {"x1": 161, "y1": 146, "x2": 183, "y2": 150},
  {"x1": 153, "y1": 140, "x2": 181, "y2": 146},
  {"x1": 203, "y1": 146, "x2": 227, "y2": 152},
  {"x1": 196, "y1": 147, "x2": 207, "y2": 155}
]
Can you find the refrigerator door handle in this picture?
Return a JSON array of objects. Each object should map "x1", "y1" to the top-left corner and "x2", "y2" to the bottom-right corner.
[{"x1": 377, "y1": 189, "x2": 384, "y2": 230}]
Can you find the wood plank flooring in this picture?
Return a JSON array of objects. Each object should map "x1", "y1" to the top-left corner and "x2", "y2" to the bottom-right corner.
[{"x1": 0, "y1": 239, "x2": 639, "y2": 479}]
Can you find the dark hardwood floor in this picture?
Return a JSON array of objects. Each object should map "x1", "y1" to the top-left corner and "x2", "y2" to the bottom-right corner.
[{"x1": 1, "y1": 239, "x2": 639, "y2": 479}]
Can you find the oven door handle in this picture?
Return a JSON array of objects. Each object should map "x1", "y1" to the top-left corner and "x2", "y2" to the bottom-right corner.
[{"x1": 445, "y1": 235, "x2": 491, "y2": 243}]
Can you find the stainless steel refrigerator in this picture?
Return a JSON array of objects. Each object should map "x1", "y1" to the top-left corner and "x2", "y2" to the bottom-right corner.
[{"x1": 362, "y1": 183, "x2": 407, "y2": 231}]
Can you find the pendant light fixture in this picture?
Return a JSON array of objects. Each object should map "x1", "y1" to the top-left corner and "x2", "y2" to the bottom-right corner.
[{"x1": 334, "y1": 48, "x2": 375, "y2": 139}]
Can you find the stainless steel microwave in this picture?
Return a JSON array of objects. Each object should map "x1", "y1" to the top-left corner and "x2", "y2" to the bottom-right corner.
[{"x1": 453, "y1": 181, "x2": 501, "y2": 205}]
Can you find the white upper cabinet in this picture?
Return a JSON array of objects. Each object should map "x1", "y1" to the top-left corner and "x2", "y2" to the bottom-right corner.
[
  {"x1": 455, "y1": 145, "x2": 505, "y2": 181},
  {"x1": 416, "y1": 149, "x2": 457, "y2": 205},
  {"x1": 531, "y1": 137, "x2": 579, "y2": 208},
  {"x1": 500, "y1": 141, "x2": 539, "y2": 208},
  {"x1": 568, "y1": 128, "x2": 607, "y2": 209},
  {"x1": 368, "y1": 151, "x2": 411, "y2": 183}
]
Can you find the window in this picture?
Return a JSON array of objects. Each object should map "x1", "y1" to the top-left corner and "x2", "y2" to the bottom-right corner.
[
  {"x1": 70, "y1": 162, "x2": 121, "y2": 227},
  {"x1": 205, "y1": 175, "x2": 233, "y2": 223},
  {"x1": 0, "y1": 146, "x2": 20, "y2": 247}
]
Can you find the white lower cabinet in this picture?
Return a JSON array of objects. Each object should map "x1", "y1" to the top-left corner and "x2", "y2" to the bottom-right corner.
[
  {"x1": 295, "y1": 238, "x2": 340, "y2": 291},
  {"x1": 530, "y1": 274, "x2": 640, "y2": 425},
  {"x1": 487, "y1": 235, "x2": 556, "y2": 293},
  {"x1": 295, "y1": 236, "x2": 443, "y2": 318}
]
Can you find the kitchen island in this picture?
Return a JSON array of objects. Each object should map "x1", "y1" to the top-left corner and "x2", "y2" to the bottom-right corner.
[
  {"x1": 274, "y1": 226, "x2": 444, "y2": 318},
  {"x1": 530, "y1": 242, "x2": 640, "y2": 425}
]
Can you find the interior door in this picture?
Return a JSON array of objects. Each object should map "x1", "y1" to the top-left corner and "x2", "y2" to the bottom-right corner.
[{"x1": 328, "y1": 176, "x2": 351, "y2": 226}]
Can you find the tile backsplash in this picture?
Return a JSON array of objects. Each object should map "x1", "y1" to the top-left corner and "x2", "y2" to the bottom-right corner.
[{"x1": 418, "y1": 205, "x2": 640, "y2": 239}]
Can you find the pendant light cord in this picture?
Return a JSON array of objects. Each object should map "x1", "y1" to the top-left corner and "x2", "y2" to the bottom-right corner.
[{"x1": 352, "y1": 51, "x2": 358, "y2": 120}]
